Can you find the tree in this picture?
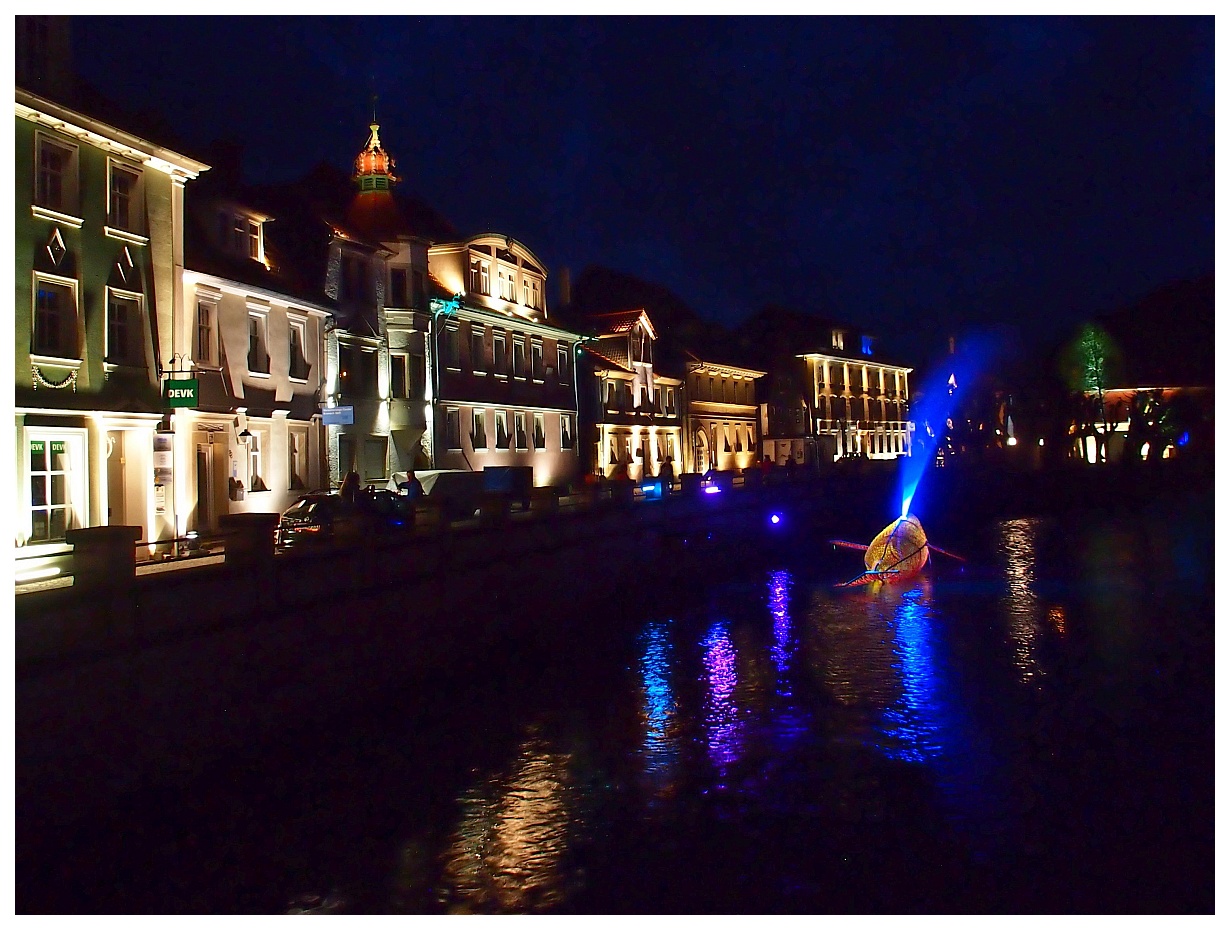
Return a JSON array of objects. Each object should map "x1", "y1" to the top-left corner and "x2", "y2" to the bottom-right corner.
[{"x1": 1058, "y1": 323, "x2": 1123, "y2": 463}]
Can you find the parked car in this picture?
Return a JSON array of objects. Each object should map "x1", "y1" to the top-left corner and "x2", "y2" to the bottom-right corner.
[{"x1": 275, "y1": 489, "x2": 415, "y2": 550}]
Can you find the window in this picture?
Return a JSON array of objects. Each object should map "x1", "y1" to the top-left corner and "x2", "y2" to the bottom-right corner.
[
  {"x1": 27, "y1": 436, "x2": 81, "y2": 543},
  {"x1": 390, "y1": 353, "x2": 409, "y2": 398},
  {"x1": 495, "y1": 410, "x2": 510, "y2": 449},
  {"x1": 412, "y1": 270, "x2": 426, "y2": 309},
  {"x1": 557, "y1": 345, "x2": 571, "y2": 383},
  {"x1": 248, "y1": 431, "x2": 268, "y2": 491},
  {"x1": 363, "y1": 437, "x2": 388, "y2": 481},
  {"x1": 288, "y1": 319, "x2": 310, "y2": 380},
  {"x1": 245, "y1": 219, "x2": 262, "y2": 261},
  {"x1": 469, "y1": 257, "x2": 490, "y2": 295},
  {"x1": 248, "y1": 313, "x2": 270, "y2": 374},
  {"x1": 338, "y1": 435, "x2": 356, "y2": 475},
  {"x1": 195, "y1": 299, "x2": 217, "y2": 366},
  {"x1": 666, "y1": 387, "x2": 676, "y2": 415},
  {"x1": 341, "y1": 254, "x2": 369, "y2": 303},
  {"x1": 409, "y1": 352, "x2": 426, "y2": 398},
  {"x1": 471, "y1": 327, "x2": 486, "y2": 373},
  {"x1": 605, "y1": 380, "x2": 617, "y2": 411},
  {"x1": 533, "y1": 413, "x2": 545, "y2": 450},
  {"x1": 443, "y1": 326, "x2": 461, "y2": 369},
  {"x1": 522, "y1": 278, "x2": 530, "y2": 306},
  {"x1": 35, "y1": 135, "x2": 77, "y2": 215},
  {"x1": 514, "y1": 412, "x2": 528, "y2": 450},
  {"x1": 288, "y1": 430, "x2": 307, "y2": 490},
  {"x1": 390, "y1": 267, "x2": 408, "y2": 307},
  {"x1": 513, "y1": 337, "x2": 527, "y2": 379},
  {"x1": 106, "y1": 291, "x2": 143, "y2": 366},
  {"x1": 493, "y1": 332, "x2": 508, "y2": 377},
  {"x1": 531, "y1": 340, "x2": 544, "y2": 381},
  {"x1": 472, "y1": 409, "x2": 488, "y2": 450},
  {"x1": 445, "y1": 408, "x2": 461, "y2": 450},
  {"x1": 530, "y1": 279, "x2": 541, "y2": 310},
  {"x1": 831, "y1": 329, "x2": 845, "y2": 351},
  {"x1": 108, "y1": 162, "x2": 141, "y2": 232},
  {"x1": 560, "y1": 414, "x2": 573, "y2": 450},
  {"x1": 862, "y1": 335, "x2": 873, "y2": 356},
  {"x1": 32, "y1": 276, "x2": 77, "y2": 359},
  {"x1": 498, "y1": 267, "x2": 516, "y2": 301}
]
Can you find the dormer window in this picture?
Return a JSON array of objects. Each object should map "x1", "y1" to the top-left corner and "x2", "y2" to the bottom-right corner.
[
  {"x1": 831, "y1": 329, "x2": 845, "y2": 351},
  {"x1": 469, "y1": 256, "x2": 490, "y2": 295},
  {"x1": 861, "y1": 335, "x2": 873, "y2": 356},
  {"x1": 219, "y1": 210, "x2": 265, "y2": 263},
  {"x1": 248, "y1": 219, "x2": 262, "y2": 261}
]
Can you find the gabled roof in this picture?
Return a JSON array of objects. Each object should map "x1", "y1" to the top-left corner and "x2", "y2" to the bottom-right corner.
[
  {"x1": 589, "y1": 308, "x2": 657, "y2": 339},
  {"x1": 581, "y1": 344, "x2": 634, "y2": 374}
]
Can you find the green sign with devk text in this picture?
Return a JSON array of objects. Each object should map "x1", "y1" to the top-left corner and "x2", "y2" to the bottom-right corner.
[{"x1": 164, "y1": 378, "x2": 199, "y2": 408}]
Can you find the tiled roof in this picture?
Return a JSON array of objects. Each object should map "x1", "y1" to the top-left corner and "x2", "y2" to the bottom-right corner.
[
  {"x1": 590, "y1": 308, "x2": 655, "y2": 337},
  {"x1": 581, "y1": 344, "x2": 633, "y2": 373}
]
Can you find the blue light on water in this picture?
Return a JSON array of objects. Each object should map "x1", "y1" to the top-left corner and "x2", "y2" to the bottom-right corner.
[
  {"x1": 768, "y1": 570, "x2": 794, "y2": 692},
  {"x1": 637, "y1": 622, "x2": 678, "y2": 785},
  {"x1": 770, "y1": 513, "x2": 782, "y2": 525},
  {"x1": 881, "y1": 586, "x2": 943, "y2": 763}
]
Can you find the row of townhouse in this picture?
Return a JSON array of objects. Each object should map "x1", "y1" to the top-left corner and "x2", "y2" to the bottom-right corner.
[{"x1": 14, "y1": 82, "x2": 915, "y2": 577}]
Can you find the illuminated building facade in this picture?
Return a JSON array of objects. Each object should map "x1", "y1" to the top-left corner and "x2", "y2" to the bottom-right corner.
[
  {"x1": 684, "y1": 359, "x2": 766, "y2": 474},
  {"x1": 179, "y1": 170, "x2": 331, "y2": 531},
  {"x1": 578, "y1": 309, "x2": 684, "y2": 480},
  {"x1": 426, "y1": 234, "x2": 583, "y2": 488},
  {"x1": 14, "y1": 85, "x2": 207, "y2": 573},
  {"x1": 800, "y1": 325, "x2": 914, "y2": 460}
]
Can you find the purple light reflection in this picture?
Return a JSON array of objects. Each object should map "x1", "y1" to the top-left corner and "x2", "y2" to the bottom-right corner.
[
  {"x1": 768, "y1": 570, "x2": 795, "y2": 692},
  {"x1": 702, "y1": 623, "x2": 742, "y2": 773}
]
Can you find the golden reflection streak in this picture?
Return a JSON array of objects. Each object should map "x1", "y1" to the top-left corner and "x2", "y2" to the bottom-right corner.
[
  {"x1": 999, "y1": 519, "x2": 1045, "y2": 685},
  {"x1": 439, "y1": 736, "x2": 574, "y2": 913}
]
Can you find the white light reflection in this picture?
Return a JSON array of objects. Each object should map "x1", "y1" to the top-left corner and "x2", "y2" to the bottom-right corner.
[
  {"x1": 702, "y1": 622, "x2": 742, "y2": 776},
  {"x1": 637, "y1": 621, "x2": 679, "y2": 796},
  {"x1": 439, "y1": 737, "x2": 574, "y2": 913},
  {"x1": 999, "y1": 518, "x2": 1046, "y2": 686}
]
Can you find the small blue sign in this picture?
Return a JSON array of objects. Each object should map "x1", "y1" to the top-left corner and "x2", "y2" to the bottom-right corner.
[{"x1": 322, "y1": 405, "x2": 355, "y2": 425}]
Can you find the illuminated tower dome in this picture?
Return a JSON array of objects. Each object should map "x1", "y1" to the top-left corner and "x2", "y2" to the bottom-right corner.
[{"x1": 346, "y1": 117, "x2": 407, "y2": 240}]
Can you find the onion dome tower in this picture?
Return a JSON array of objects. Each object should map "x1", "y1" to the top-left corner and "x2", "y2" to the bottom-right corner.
[{"x1": 346, "y1": 100, "x2": 406, "y2": 240}]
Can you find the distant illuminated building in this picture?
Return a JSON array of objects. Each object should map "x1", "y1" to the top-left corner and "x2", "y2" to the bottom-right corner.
[{"x1": 684, "y1": 358, "x2": 766, "y2": 473}]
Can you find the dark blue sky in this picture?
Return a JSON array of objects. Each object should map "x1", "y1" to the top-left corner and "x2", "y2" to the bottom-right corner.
[{"x1": 71, "y1": 16, "x2": 1213, "y2": 357}]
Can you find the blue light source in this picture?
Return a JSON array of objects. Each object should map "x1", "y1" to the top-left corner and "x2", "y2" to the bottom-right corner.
[
  {"x1": 1178, "y1": 431, "x2": 1190, "y2": 447},
  {"x1": 703, "y1": 485, "x2": 722, "y2": 495},
  {"x1": 769, "y1": 513, "x2": 782, "y2": 525}
]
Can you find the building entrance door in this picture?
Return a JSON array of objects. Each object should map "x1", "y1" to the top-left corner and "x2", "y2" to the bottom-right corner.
[{"x1": 195, "y1": 443, "x2": 214, "y2": 532}]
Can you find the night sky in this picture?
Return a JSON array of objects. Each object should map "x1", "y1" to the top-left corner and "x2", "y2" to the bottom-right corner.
[{"x1": 70, "y1": 16, "x2": 1213, "y2": 357}]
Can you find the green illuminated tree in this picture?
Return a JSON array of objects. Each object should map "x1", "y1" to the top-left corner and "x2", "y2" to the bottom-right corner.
[{"x1": 1058, "y1": 323, "x2": 1123, "y2": 462}]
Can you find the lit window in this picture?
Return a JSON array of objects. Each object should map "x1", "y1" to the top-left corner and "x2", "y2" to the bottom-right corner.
[
  {"x1": 248, "y1": 220, "x2": 262, "y2": 261},
  {"x1": 35, "y1": 135, "x2": 77, "y2": 214},
  {"x1": 391, "y1": 353, "x2": 409, "y2": 398},
  {"x1": 27, "y1": 435, "x2": 82, "y2": 543},
  {"x1": 862, "y1": 335, "x2": 873, "y2": 356},
  {"x1": 288, "y1": 318, "x2": 310, "y2": 380},
  {"x1": 514, "y1": 412, "x2": 528, "y2": 450},
  {"x1": 195, "y1": 299, "x2": 217, "y2": 366},
  {"x1": 445, "y1": 408, "x2": 461, "y2": 450},
  {"x1": 472, "y1": 409, "x2": 488, "y2": 450},
  {"x1": 32, "y1": 276, "x2": 77, "y2": 359},
  {"x1": 533, "y1": 413, "x2": 545, "y2": 450},
  {"x1": 248, "y1": 313, "x2": 270, "y2": 374},
  {"x1": 831, "y1": 329, "x2": 844, "y2": 351},
  {"x1": 106, "y1": 291, "x2": 143, "y2": 366},
  {"x1": 248, "y1": 431, "x2": 268, "y2": 491},
  {"x1": 108, "y1": 162, "x2": 141, "y2": 232},
  {"x1": 493, "y1": 332, "x2": 508, "y2": 377},
  {"x1": 560, "y1": 415, "x2": 573, "y2": 450},
  {"x1": 469, "y1": 257, "x2": 490, "y2": 295},
  {"x1": 495, "y1": 410, "x2": 510, "y2": 449}
]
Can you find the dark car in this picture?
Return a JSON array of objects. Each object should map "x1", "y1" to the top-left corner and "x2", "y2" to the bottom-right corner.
[{"x1": 275, "y1": 489, "x2": 415, "y2": 550}]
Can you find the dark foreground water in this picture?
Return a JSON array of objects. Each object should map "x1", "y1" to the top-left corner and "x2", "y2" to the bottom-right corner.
[{"x1": 20, "y1": 488, "x2": 1214, "y2": 913}]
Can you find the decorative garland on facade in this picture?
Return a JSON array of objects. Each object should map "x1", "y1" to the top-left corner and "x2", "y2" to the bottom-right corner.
[{"x1": 31, "y1": 365, "x2": 78, "y2": 391}]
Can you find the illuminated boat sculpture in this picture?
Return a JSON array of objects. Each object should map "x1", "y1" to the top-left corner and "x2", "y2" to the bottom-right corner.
[{"x1": 831, "y1": 514, "x2": 963, "y2": 587}]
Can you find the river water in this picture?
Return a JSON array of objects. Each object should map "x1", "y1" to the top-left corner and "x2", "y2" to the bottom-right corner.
[{"x1": 19, "y1": 487, "x2": 1213, "y2": 913}]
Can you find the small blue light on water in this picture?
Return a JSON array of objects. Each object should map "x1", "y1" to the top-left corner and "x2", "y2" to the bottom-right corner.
[
  {"x1": 770, "y1": 513, "x2": 782, "y2": 525},
  {"x1": 703, "y1": 485, "x2": 722, "y2": 495}
]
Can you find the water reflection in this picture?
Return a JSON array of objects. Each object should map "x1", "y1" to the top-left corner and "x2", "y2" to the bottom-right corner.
[
  {"x1": 637, "y1": 621, "x2": 679, "y2": 796},
  {"x1": 702, "y1": 622, "x2": 743, "y2": 776},
  {"x1": 999, "y1": 518, "x2": 1046, "y2": 686},
  {"x1": 881, "y1": 579, "x2": 943, "y2": 763},
  {"x1": 439, "y1": 736, "x2": 574, "y2": 913},
  {"x1": 768, "y1": 570, "x2": 795, "y2": 695}
]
